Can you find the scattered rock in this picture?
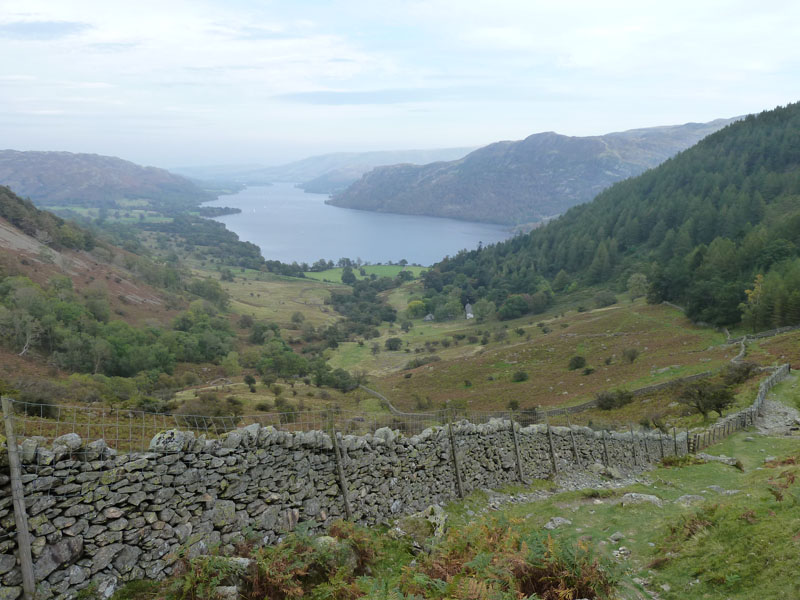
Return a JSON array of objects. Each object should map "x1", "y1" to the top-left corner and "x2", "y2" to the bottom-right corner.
[
  {"x1": 612, "y1": 546, "x2": 631, "y2": 559},
  {"x1": 621, "y1": 493, "x2": 663, "y2": 508},
  {"x1": 676, "y1": 495, "x2": 705, "y2": 506},
  {"x1": 696, "y1": 453, "x2": 740, "y2": 467},
  {"x1": 609, "y1": 531, "x2": 624, "y2": 542},
  {"x1": 543, "y1": 517, "x2": 572, "y2": 530}
]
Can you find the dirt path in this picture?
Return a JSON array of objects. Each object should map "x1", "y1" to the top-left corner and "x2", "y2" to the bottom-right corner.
[{"x1": 756, "y1": 374, "x2": 800, "y2": 436}]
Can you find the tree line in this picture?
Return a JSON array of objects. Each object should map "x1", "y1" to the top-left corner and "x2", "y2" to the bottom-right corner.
[{"x1": 421, "y1": 102, "x2": 800, "y2": 327}]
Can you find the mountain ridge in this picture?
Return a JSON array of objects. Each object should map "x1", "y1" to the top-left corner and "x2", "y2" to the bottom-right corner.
[
  {"x1": 329, "y1": 118, "x2": 739, "y2": 225},
  {"x1": 0, "y1": 149, "x2": 214, "y2": 210}
]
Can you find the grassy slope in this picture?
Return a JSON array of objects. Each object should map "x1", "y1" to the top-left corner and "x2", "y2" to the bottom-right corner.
[
  {"x1": 217, "y1": 268, "x2": 345, "y2": 329},
  {"x1": 336, "y1": 298, "x2": 736, "y2": 416},
  {"x1": 303, "y1": 264, "x2": 427, "y2": 282}
]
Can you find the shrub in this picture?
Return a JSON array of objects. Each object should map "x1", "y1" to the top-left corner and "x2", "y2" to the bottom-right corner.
[
  {"x1": 582, "y1": 367, "x2": 595, "y2": 375},
  {"x1": 679, "y1": 381, "x2": 734, "y2": 418},
  {"x1": 384, "y1": 337, "x2": 403, "y2": 351},
  {"x1": 508, "y1": 399, "x2": 520, "y2": 410},
  {"x1": 723, "y1": 361, "x2": 759, "y2": 386},
  {"x1": 512, "y1": 371, "x2": 529, "y2": 382},
  {"x1": 622, "y1": 347, "x2": 640, "y2": 363},
  {"x1": 402, "y1": 355, "x2": 441, "y2": 370},
  {"x1": 594, "y1": 290, "x2": 618, "y2": 308},
  {"x1": 174, "y1": 393, "x2": 243, "y2": 431},
  {"x1": 568, "y1": 355, "x2": 586, "y2": 370},
  {"x1": 596, "y1": 389, "x2": 634, "y2": 410}
]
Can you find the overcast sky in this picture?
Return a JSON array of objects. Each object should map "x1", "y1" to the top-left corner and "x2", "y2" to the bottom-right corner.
[{"x1": 1, "y1": 0, "x2": 799, "y2": 168}]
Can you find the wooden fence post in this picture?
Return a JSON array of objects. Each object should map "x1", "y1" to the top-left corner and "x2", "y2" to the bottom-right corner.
[
  {"x1": 672, "y1": 427, "x2": 678, "y2": 456},
  {"x1": 509, "y1": 412, "x2": 527, "y2": 484},
  {"x1": 602, "y1": 429, "x2": 610, "y2": 466},
  {"x1": 329, "y1": 414, "x2": 352, "y2": 521},
  {"x1": 566, "y1": 417, "x2": 582, "y2": 469},
  {"x1": 659, "y1": 432, "x2": 666, "y2": 459},
  {"x1": 2, "y1": 397, "x2": 36, "y2": 600},
  {"x1": 546, "y1": 422, "x2": 559, "y2": 475},
  {"x1": 447, "y1": 413, "x2": 464, "y2": 498}
]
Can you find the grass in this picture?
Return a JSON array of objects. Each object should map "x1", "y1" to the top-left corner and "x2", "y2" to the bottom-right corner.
[
  {"x1": 445, "y1": 430, "x2": 800, "y2": 600},
  {"x1": 349, "y1": 300, "x2": 739, "y2": 416},
  {"x1": 218, "y1": 271, "x2": 345, "y2": 329},
  {"x1": 46, "y1": 204, "x2": 172, "y2": 224},
  {"x1": 303, "y1": 264, "x2": 427, "y2": 283}
]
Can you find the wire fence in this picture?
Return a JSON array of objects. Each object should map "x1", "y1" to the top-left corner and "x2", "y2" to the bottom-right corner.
[{"x1": 4, "y1": 362, "x2": 791, "y2": 460}]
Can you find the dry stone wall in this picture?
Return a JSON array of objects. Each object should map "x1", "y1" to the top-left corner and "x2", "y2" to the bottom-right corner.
[{"x1": 0, "y1": 419, "x2": 687, "y2": 600}]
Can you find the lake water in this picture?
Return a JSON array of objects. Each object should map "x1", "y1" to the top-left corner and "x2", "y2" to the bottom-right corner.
[{"x1": 203, "y1": 183, "x2": 513, "y2": 266}]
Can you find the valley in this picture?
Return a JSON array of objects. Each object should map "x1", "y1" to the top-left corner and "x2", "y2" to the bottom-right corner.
[{"x1": 0, "y1": 102, "x2": 799, "y2": 600}]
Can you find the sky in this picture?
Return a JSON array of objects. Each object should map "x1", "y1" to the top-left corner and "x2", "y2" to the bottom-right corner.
[{"x1": 1, "y1": 0, "x2": 799, "y2": 168}]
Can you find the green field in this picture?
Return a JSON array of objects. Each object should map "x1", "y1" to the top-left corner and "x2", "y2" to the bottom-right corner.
[
  {"x1": 218, "y1": 271, "x2": 346, "y2": 329},
  {"x1": 303, "y1": 264, "x2": 427, "y2": 282}
]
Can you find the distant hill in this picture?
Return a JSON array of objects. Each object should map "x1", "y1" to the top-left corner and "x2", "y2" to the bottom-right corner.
[
  {"x1": 329, "y1": 119, "x2": 739, "y2": 225},
  {"x1": 423, "y1": 102, "x2": 800, "y2": 327},
  {"x1": 0, "y1": 150, "x2": 214, "y2": 211},
  {"x1": 173, "y1": 147, "x2": 476, "y2": 192}
]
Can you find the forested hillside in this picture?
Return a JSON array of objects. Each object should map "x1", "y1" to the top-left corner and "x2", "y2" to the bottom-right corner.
[
  {"x1": 0, "y1": 150, "x2": 214, "y2": 211},
  {"x1": 422, "y1": 103, "x2": 800, "y2": 328},
  {"x1": 330, "y1": 118, "x2": 736, "y2": 225}
]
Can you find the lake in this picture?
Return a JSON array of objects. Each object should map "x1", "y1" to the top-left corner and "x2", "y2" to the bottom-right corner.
[{"x1": 203, "y1": 183, "x2": 513, "y2": 266}]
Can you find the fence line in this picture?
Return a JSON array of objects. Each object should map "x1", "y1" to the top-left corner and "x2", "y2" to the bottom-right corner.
[
  {"x1": 690, "y1": 363, "x2": 790, "y2": 452},
  {"x1": 0, "y1": 394, "x2": 693, "y2": 598}
]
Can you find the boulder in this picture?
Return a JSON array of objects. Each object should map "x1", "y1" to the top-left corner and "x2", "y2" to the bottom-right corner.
[
  {"x1": 312, "y1": 536, "x2": 358, "y2": 572},
  {"x1": 391, "y1": 505, "x2": 447, "y2": 551},
  {"x1": 53, "y1": 433, "x2": 82, "y2": 451},
  {"x1": 696, "y1": 453, "x2": 740, "y2": 467},
  {"x1": 149, "y1": 430, "x2": 194, "y2": 453},
  {"x1": 620, "y1": 493, "x2": 663, "y2": 508}
]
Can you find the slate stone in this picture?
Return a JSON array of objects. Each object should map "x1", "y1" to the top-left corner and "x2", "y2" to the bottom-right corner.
[{"x1": 33, "y1": 537, "x2": 83, "y2": 580}]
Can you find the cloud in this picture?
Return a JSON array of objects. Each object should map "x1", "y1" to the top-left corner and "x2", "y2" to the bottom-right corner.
[
  {"x1": 86, "y1": 42, "x2": 138, "y2": 53},
  {"x1": 0, "y1": 20, "x2": 91, "y2": 40},
  {"x1": 275, "y1": 88, "x2": 439, "y2": 105}
]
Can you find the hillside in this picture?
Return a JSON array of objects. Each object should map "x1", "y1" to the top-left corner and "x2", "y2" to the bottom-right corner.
[
  {"x1": 0, "y1": 149, "x2": 214, "y2": 211},
  {"x1": 420, "y1": 102, "x2": 800, "y2": 328},
  {"x1": 329, "y1": 118, "x2": 737, "y2": 225},
  {"x1": 174, "y1": 147, "x2": 475, "y2": 191}
]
